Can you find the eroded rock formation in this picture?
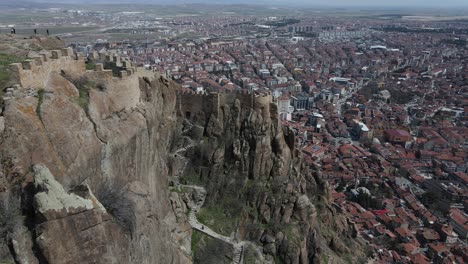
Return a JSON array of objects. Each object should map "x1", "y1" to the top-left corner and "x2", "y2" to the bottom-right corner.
[
  {"x1": 1, "y1": 37, "x2": 191, "y2": 264},
  {"x1": 174, "y1": 96, "x2": 368, "y2": 263},
  {"x1": 0, "y1": 36, "x2": 367, "y2": 264},
  {"x1": 33, "y1": 164, "x2": 129, "y2": 264}
]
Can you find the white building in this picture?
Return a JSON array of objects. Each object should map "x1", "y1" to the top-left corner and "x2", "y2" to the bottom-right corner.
[{"x1": 278, "y1": 94, "x2": 293, "y2": 121}]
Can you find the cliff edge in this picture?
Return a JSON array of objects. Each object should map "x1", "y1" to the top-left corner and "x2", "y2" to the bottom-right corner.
[
  {"x1": 0, "y1": 36, "x2": 369, "y2": 264},
  {"x1": 0, "y1": 35, "x2": 191, "y2": 264}
]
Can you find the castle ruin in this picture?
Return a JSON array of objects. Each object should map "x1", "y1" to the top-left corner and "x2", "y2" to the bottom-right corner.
[{"x1": 6, "y1": 48, "x2": 276, "y2": 123}]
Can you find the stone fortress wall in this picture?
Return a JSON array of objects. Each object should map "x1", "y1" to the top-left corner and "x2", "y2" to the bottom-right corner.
[
  {"x1": 8, "y1": 49, "x2": 162, "y2": 92},
  {"x1": 177, "y1": 88, "x2": 274, "y2": 120},
  {"x1": 8, "y1": 47, "x2": 275, "y2": 121},
  {"x1": 9, "y1": 47, "x2": 85, "y2": 90}
]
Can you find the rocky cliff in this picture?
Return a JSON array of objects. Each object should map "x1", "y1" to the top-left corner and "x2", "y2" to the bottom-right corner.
[
  {"x1": 174, "y1": 94, "x2": 369, "y2": 263},
  {"x1": 0, "y1": 36, "x2": 368, "y2": 264},
  {"x1": 0, "y1": 36, "x2": 191, "y2": 264}
]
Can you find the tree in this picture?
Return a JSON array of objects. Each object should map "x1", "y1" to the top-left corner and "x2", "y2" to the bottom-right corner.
[
  {"x1": 420, "y1": 191, "x2": 441, "y2": 205},
  {"x1": 354, "y1": 189, "x2": 380, "y2": 209},
  {"x1": 335, "y1": 179, "x2": 347, "y2": 192}
]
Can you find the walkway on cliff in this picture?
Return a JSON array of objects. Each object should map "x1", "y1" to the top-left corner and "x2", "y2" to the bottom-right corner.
[
  {"x1": 181, "y1": 184, "x2": 243, "y2": 263},
  {"x1": 185, "y1": 186, "x2": 233, "y2": 244},
  {"x1": 180, "y1": 184, "x2": 271, "y2": 264},
  {"x1": 174, "y1": 119, "x2": 270, "y2": 264}
]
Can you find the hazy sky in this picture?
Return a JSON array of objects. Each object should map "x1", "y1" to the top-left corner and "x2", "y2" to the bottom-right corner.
[
  {"x1": 273, "y1": 0, "x2": 468, "y2": 6},
  {"x1": 28, "y1": 0, "x2": 468, "y2": 7}
]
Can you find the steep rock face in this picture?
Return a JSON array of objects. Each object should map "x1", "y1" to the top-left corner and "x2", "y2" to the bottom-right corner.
[
  {"x1": 32, "y1": 164, "x2": 128, "y2": 264},
  {"x1": 194, "y1": 234, "x2": 233, "y2": 264},
  {"x1": 0, "y1": 38, "x2": 367, "y2": 264},
  {"x1": 0, "y1": 47, "x2": 191, "y2": 263},
  {"x1": 177, "y1": 98, "x2": 368, "y2": 263}
]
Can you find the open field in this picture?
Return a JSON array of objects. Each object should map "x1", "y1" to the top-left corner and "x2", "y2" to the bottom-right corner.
[
  {"x1": 402, "y1": 15, "x2": 468, "y2": 21},
  {"x1": 0, "y1": 26, "x2": 102, "y2": 36}
]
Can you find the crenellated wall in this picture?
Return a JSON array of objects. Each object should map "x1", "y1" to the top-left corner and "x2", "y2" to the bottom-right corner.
[
  {"x1": 1, "y1": 47, "x2": 192, "y2": 264},
  {"x1": 177, "y1": 91, "x2": 220, "y2": 119},
  {"x1": 176, "y1": 89, "x2": 274, "y2": 120},
  {"x1": 8, "y1": 49, "x2": 157, "y2": 91},
  {"x1": 8, "y1": 46, "x2": 274, "y2": 122},
  {"x1": 9, "y1": 48, "x2": 85, "y2": 89}
]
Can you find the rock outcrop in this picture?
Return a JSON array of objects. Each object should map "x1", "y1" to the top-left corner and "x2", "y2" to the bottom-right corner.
[
  {"x1": 0, "y1": 36, "x2": 367, "y2": 264},
  {"x1": 33, "y1": 164, "x2": 129, "y2": 264},
  {"x1": 175, "y1": 96, "x2": 368, "y2": 263},
  {"x1": 0, "y1": 37, "x2": 191, "y2": 264}
]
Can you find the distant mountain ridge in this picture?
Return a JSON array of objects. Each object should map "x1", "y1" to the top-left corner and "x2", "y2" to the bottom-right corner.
[
  {"x1": 0, "y1": 0, "x2": 45, "y2": 8},
  {"x1": 14, "y1": 0, "x2": 273, "y2": 5}
]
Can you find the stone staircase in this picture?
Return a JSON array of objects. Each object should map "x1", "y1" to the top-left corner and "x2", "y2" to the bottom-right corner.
[
  {"x1": 233, "y1": 243, "x2": 244, "y2": 264},
  {"x1": 182, "y1": 184, "x2": 243, "y2": 264},
  {"x1": 180, "y1": 183, "x2": 275, "y2": 264}
]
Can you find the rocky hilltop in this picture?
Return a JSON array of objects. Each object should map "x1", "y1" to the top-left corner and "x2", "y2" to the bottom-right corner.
[
  {"x1": 0, "y1": 35, "x2": 191, "y2": 264},
  {"x1": 0, "y1": 36, "x2": 369, "y2": 264},
  {"x1": 175, "y1": 90, "x2": 369, "y2": 263}
]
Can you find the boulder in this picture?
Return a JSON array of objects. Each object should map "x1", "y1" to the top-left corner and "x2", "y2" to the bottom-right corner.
[{"x1": 33, "y1": 164, "x2": 130, "y2": 264}]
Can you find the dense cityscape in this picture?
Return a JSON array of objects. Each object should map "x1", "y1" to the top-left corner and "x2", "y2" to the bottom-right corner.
[{"x1": 0, "y1": 2, "x2": 467, "y2": 264}]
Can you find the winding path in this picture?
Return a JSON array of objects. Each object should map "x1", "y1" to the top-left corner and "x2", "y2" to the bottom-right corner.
[
  {"x1": 181, "y1": 185, "x2": 243, "y2": 263},
  {"x1": 180, "y1": 184, "x2": 271, "y2": 264},
  {"x1": 174, "y1": 119, "x2": 270, "y2": 263}
]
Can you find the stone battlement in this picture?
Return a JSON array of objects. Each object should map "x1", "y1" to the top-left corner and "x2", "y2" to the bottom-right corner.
[
  {"x1": 89, "y1": 51, "x2": 131, "y2": 67},
  {"x1": 177, "y1": 88, "x2": 274, "y2": 120},
  {"x1": 177, "y1": 88, "x2": 271, "y2": 97},
  {"x1": 8, "y1": 49, "x2": 150, "y2": 90},
  {"x1": 84, "y1": 51, "x2": 142, "y2": 81},
  {"x1": 9, "y1": 47, "x2": 86, "y2": 89}
]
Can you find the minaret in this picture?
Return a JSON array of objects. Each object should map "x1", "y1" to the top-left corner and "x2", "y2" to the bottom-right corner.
[{"x1": 354, "y1": 170, "x2": 359, "y2": 189}]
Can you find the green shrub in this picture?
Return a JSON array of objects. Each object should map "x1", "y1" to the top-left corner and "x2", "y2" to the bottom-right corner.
[
  {"x1": 182, "y1": 171, "x2": 203, "y2": 186},
  {"x1": 343, "y1": 253, "x2": 353, "y2": 264},
  {"x1": 0, "y1": 53, "x2": 24, "y2": 107},
  {"x1": 197, "y1": 194, "x2": 241, "y2": 236},
  {"x1": 0, "y1": 258, "x2": 15, "y2": 264},
  {"x1": 191, "y1": 229, "x2": 203, "y2": 253},
  {"x1": 321, "y1": 254, "x2": 329, "y2": 264},
  {"x1": 0, "y1": 53, "x2": 23, "y2": 89},
  {"x1": 70, "y1": 77, "x2": 94, "y2": 112},
  {"x1": 85, "y1": 61, "x2": 96, "y2": 71},
  {"x1": 283, "y1": 224, "x2": 301, "y2": 244},
  {"x1": 243, "y1": 244, "x2": 258, "y2": 264}
]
